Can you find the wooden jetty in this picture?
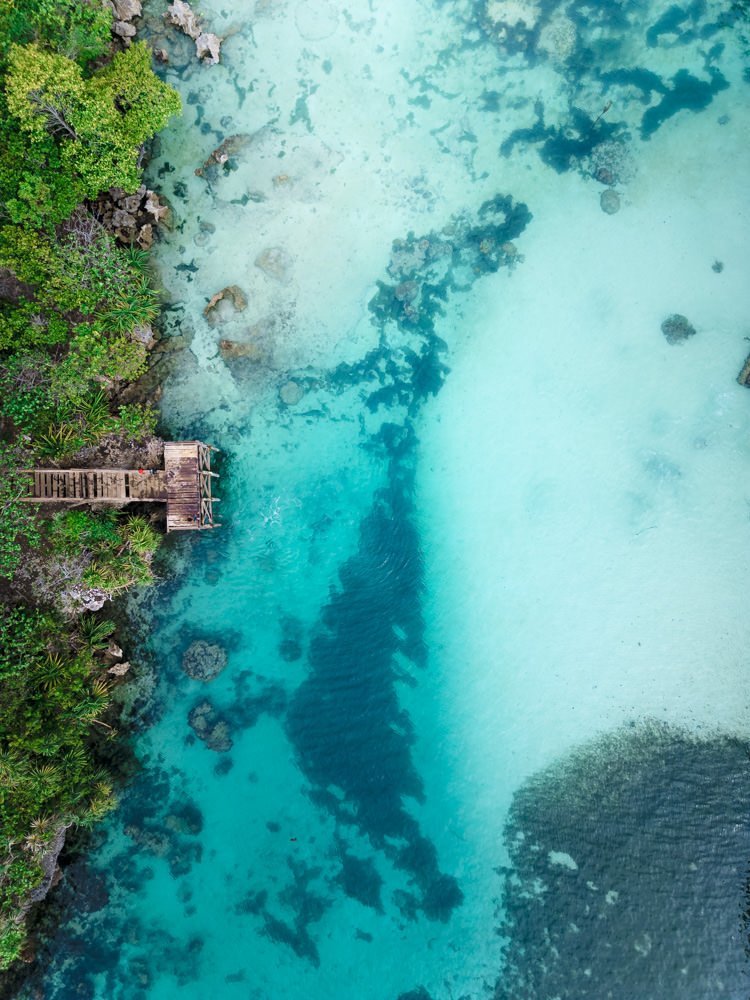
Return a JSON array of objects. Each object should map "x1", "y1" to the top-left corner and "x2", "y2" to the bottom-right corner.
[{"x1": 21, "y1": 441, "x2": 220, "y2": 533}]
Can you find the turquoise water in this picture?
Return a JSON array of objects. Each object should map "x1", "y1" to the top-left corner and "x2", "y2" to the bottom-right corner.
[{"x1": 14, "y1": 0, "x2": 750, "y2": 997}]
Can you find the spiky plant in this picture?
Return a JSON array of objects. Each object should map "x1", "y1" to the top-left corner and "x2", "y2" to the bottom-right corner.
[
  {"x1": 97, "y1": 278, "x2": 158, "y2": 334},
  {"x1": 76, "y1": 615, "x2": 116, "y2": 652}
]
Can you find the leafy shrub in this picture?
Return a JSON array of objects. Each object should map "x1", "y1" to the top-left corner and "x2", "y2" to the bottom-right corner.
[
  {"x1": 0, "y1": 0, "x2": 112, "y2": 69},
  {"x1": 2, "y1": 42, "x2": 181, "y2": 224},
  {"x1": 0, "y1": 445, "x2": 40, "y2": 579},
  {"x1": 113, "y1": 402, "x2": 158, "y2": 442}
]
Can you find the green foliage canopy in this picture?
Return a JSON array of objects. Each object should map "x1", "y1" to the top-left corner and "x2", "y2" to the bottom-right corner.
[{"x1": 1, "y1": 41, "x2": 181, "y2": 224}]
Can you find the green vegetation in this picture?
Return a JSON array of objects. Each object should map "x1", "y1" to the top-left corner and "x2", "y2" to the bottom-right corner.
[
  {"x1": 0, "y1": 444, "x2": 40, "y2": 581},
  {"x1": 0, "y1": 0, "x2": 181, "y2": 969},
  {"x1": 0, "y1": 607, "x2": 123, "y2": 966}
]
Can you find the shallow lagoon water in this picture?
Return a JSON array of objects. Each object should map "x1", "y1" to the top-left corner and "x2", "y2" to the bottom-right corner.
[{"x1": 13, "y1": 0, "x2": 750, "y2": 998}]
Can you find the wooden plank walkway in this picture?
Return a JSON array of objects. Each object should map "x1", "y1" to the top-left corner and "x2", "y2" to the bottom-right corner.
[
  {"x1": 20, "y1": 442, "x2": 219, "y2": 532},
  {"x1": 164, "y1": 441, "x2": 219, "y2": 531},
  {"x1": 23, "y1": 468, "x2": 167, "y2": 502}
]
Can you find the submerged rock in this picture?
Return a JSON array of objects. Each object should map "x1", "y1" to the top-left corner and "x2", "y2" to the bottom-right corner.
[
  {"x1": 111, "y1": 0, "x2": 142, "y2": 19},
  {"x1": 182, "y1": 639, "x2": 228, "y2": 681},
  {"x1": 279, "y1": 381, "x2": 304, "y2": 405},
  {"x1": 114, "y1": 19, "x2": 137, "y2": 40},
  {"x1": 255, "y1": 247, "x2": 294, "y2": 284},
  {"x1": 599, "y1": 188, "x2": 621, "y2": 214},
  {"x1": 737, "y1": 354, "x2": 750, "y2": 387},
  {"x1": 219, "y1": 339, "x2": 264, "y2": 361},
  {"x1": 661, "y1": 313, "x2": 696, "y2": 345},
  {"x1": 203, "y1": 285, "x2": 248, "y2": 324},
  {"x1": 188, "y1": 700, "x2": 233, "y2": 751},
  {"x1": 196, "y1": 134, "x2": 251, "y2": 176}
]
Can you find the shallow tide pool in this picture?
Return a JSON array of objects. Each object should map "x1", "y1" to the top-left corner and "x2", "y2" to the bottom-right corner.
[{"x1": 15, "y1": 0, "x2": 750, "y2": 997}]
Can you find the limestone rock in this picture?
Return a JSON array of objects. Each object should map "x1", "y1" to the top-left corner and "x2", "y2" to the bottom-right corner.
[
  {"x1": 111, "y1": 208, "x2": 136, "y2": 231},
  {"x1": 600, "y1": 189, "x2": 620, "y2": 215},
  {"x1": 279, "y1": 381, "x2": 304, "y2": 405},
  {"x1": 144, "y1": 191, "x2": 169, "y2": 223},
  {"x1": 219, "y1": 339, "x2": 263, "y2": 361},
  {"x1": 136, "y1": 222, "x2": 153, "y2": 248},
  {"x1": 108, "y1": 660, "x2": 131, "y2": 676},
  {"x1": 196, "y1": 134, "x2": 251, "y2": 176},
  {"x1": 113, "y1": 19, "x2": 137, "y2": 39},
  {"x1": 182, "y1": 639, "x2": 228, "y2": 681},
  {"x1": 204, "y1": 285, "x2": 248, "y2": 324},
  {"x1": 113, "y1": 0, "x2": 142, "y2": 19},
  {"x1": 737, "y1": 354, "x2": 750, "y2": 386},
  {"x1": 106, "y1": 641, "x2": 123, "y2": 661},
  {"x1": 196, "y1": 32, "x2": 221, "y2": 64},
  {"x1": 69, "y1": 587, "x2": 109, "y2": 611},
  {"x1": 136, "y1": 223, "x2": 153, "y2": 249},
  {"x1": 131, "y1": 323, "x2": 156, "y2": 349},
  {"x1": 255, "y1": 247, "x2": 293, "y2": 284},
  {"x1": 167, "y1": 0, "x2": 201, "y2": 39},
  {"x1": 661, "y1": 314, "x2": 696, "y2": 345},
  {"x1": 122, "y1": 193, "x2": 142, "y2": 214}
]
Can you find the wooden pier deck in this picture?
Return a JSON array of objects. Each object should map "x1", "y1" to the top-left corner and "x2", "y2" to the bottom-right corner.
[
  {"x1": 164, "y1": 441, "x2": 219, "y2": 532},
  {"x1": 21, "y1": 441, "x2": 219, "y2": 532}
]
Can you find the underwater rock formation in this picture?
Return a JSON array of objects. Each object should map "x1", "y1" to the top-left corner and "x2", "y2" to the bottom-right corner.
[
  {"x1": 661, "y1": 313, "x2": 696, "y2": 344},
  {"x1": 195, "y1": 134, "x2": 252, "y2": 178},
  {"x1": 188, "y1": 700, "x2": 233, "y2": 751},
  {"x1": 255, "y1": 247, "x2": 294, "y2": 284},
  {"x1": 219, "y1": 339, "x2": 264, "y2": 361},
  {"x1": 203, "y1": 285, "x2": 248, "y2": 324},
  {"x1": 495, "y1": 723, "x2": 750, "y2": 999},
  {"x1": 181, "y1": 640, "x2": 228, "y2": 681},
  {"x1": 279, "y1": 381, "x2": 305, "y2": 405},
  {"x1": 599, "y1": 189, "x2": 621, "y2": 214},
  {"x1": 737, "y1": 354, "x2": 750, "y2": 387}
]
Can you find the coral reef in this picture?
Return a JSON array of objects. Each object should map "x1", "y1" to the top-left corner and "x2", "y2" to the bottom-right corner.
[
  {"x1": 661, "y1": 313, "x2": 696, "y2": 345},
  {"x1": 181, "y1": 639, "x2": 228, "y2": 682},
  {"x1": 188, "y1": 700, "x2": 233, "y2": 751}
]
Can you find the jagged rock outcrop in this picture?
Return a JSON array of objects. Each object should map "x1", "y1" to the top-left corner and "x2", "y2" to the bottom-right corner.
[
  {"x1": 105, "y1": 0, "x2": 142, "y2": 44},
  {"x1": 26, "y1": 826, "x2": 68, "y2": 909},
  {"x1": 91, "y1": 185, "x2": 170, "y2": 246},
  {"x1": 166, "y1": 1, "x2": 222, "y2": 64}
]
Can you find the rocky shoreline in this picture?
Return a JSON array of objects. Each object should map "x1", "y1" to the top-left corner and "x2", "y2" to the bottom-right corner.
[{"x1": 0, "y1": 1, "x2": 223, "y2": 978}]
